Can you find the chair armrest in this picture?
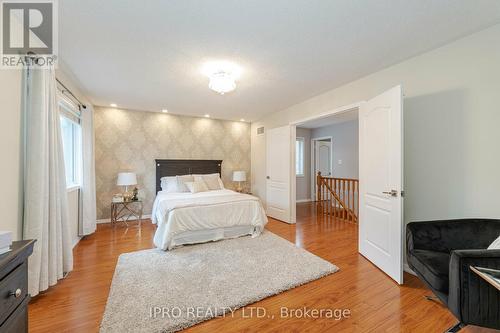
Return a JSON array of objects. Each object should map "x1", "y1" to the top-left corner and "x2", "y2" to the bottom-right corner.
[{"x1": 448, "y1": 249, "x2": 500, "y2": 329}]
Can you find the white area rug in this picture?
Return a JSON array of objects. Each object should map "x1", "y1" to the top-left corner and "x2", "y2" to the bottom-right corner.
[{"x1": 100, "y1": 230, "x2": 338, "y2": 333}]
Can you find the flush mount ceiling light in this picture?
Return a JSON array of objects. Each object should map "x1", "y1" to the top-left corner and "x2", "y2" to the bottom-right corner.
[
  {"x1": 208, "y1": 71, "x2": 235, "y2": 95},
  {"x1": 202, "y1": 61, "x2": 242, "y2": 95}
]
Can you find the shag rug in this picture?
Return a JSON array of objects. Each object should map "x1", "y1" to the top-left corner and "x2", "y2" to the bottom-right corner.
[{"x1": 100, "y1": 230, "x2": 338, "y2": 333}]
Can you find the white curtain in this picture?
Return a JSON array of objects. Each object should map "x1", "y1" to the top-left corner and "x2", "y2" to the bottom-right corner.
[
  {"x1": 23, "y1": 66, "x2": 73, "y2": 297},
  {"x1": 80, "y1": 104, "x2": 96, "y2": 235}
]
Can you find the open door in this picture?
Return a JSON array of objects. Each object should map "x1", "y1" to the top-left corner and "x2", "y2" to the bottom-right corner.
[
  {"x1": 359, "y1": 85, "x2": 404, "y2": 284},
  {"x1": 266, "y1": 125, "x2": 294, "y2": 223}
]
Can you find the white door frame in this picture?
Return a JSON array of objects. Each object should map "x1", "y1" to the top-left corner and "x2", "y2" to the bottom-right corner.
[
  {"x1": 290, "y1": 102, "x2": 364, "y2": 209},
  {"x1": 310, "y1": 136, "x2": 333, "y2": 201}
]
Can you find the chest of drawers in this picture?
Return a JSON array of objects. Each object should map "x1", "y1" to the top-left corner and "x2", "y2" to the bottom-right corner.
[{"x1": 0, "y1": 240, "x2": 35, "y2": 333}]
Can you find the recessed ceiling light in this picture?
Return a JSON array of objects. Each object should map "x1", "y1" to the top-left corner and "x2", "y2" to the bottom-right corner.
[
  {"x1": 240, "y1": 118, "x2": 245, "y2": 122},
  {"x1": 204, "y1": 114, "x2": 210, "y2": 118},
  {"x1": 162, "y1": 109, "x2": 168, "y2": 113},
  {"x1": 110, "y1": 103, "x2": 117, "y2": 107}
]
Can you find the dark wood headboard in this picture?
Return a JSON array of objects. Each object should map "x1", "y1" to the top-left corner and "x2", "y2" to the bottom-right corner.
[{"x1": 155, "y1": 159, "x2": 223, "y2": 193}]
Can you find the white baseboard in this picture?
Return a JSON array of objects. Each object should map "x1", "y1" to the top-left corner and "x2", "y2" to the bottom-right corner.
[
  {"x1": 296, "y1": 198, "x2": 312, "y2": 203},
  {"x1": 96, "y1": 214, "x2": 152, "y2": 224}
]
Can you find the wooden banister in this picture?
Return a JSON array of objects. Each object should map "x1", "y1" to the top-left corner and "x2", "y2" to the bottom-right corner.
[{"x1": 316, "y1": 172, "x2": 359, "y2": 222}]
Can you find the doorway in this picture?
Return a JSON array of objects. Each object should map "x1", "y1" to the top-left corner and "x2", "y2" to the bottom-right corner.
[
  {"x1": 294, "y1": 107, "x2": 359, "y2": 206},
  {"x1": 311, "y1": 137, "x2": 333, "y2": 201},
  {"x1": 277, "y1": 85, "x2": 405, "y2": 284}
]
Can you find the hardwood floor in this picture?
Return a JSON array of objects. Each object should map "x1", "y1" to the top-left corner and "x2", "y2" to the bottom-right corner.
[{"x1": 29, "y1": 203, "x2": 495, "y2": 333}]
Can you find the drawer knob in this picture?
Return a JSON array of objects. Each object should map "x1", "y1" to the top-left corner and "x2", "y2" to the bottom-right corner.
[{"x1": 10, "y1": 288, "x2": 22, "y2": 298}]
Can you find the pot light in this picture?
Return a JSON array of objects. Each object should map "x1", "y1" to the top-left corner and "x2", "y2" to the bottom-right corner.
[
  {"x1": 162, "y1": 109, "x2": 168, "y2": 113},
  {"x1": 110, "y1": 103, "x2": 117, "y2": 107},
  {"x1": 202, "y1": 61, "x2": 242, "y2": 95},
  {"x1": 240, "y1": 118, "x2": 245, "y2": 122},
  {"x1": 204, "y1": 114, "x2": 210, "y2": 118}
]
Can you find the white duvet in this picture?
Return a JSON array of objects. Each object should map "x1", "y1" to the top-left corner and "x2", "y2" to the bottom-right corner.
[{"x1": 151, "y1": 189, "x2": 268, "y2": 250}]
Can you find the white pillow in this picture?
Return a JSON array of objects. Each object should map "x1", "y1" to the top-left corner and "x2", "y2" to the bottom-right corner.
[
  {"x1": 176, "y1": 175, "x2": 194, "y2": 192},
  {"x1": 160, "y1": 176, "x2": 178, "y2": 193},
  {"x1": 185, "y1": 180, "x2": 209, "y2": 193},
  {"x1": 194, "y1": 173, "x2": 223, "y2": 190},
  {"x1": 488, "y1": 235, "x2": 500, "y2": 250}
]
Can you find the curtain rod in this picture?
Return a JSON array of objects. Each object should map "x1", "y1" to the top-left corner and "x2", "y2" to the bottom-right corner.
[
  {"x1": 26, "y1": 51, "x2": 87, "y2": 110},
  {"x1": 56, "y1": 78, "x2": 87, "y2": 110}
]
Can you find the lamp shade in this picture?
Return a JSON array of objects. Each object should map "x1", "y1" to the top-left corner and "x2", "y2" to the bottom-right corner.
[
  {"x1": 232, "y1": 171, "x2": 246, "y2": 182},
  {"x1": 117, "y1": 172, "x2": 137, "y2": 186}
]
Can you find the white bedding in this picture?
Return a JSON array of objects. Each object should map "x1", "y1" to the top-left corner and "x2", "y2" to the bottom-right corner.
[{"x1": 151, "y1": 189, "x2": 268, "y2": 250}]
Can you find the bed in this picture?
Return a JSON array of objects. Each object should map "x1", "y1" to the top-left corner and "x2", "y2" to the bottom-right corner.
[{"x1": 151, "y1": 159, "x2": 268, "y2": 250}]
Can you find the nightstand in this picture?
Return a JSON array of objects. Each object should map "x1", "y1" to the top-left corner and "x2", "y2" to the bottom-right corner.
[
  {"x1": 0, "y1": 240, "x2": 35, "y2": 333},
  {"x1": 111, "y1": 200, "x2": 143, "y2": 227}
]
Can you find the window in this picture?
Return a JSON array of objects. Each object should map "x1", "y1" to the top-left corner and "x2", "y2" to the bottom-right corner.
[
  {"x1": 59, "y1": 98, "x2": 82, "y2": 188},
  {"x1": 296, "y1": 137, "x2": 305, "y2": 176}
]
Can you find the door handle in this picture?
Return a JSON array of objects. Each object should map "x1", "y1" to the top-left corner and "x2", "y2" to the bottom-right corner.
[{"x1": 382, "y1": 190, "x2": 398, "y2": 197}]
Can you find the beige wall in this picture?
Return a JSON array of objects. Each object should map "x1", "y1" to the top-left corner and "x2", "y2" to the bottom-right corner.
[
  {"x1": 94, "y1": 108, "x2": 251, "y2": 219},
  {"x1": 0, "y1": 70, "x2": 23, "y2": 240},
  {"x1": 252, "y1": 24, "x2": 500, "y2": 224}
]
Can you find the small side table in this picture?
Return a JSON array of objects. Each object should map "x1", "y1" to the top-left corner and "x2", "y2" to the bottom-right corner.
[{"x1": 111, "y1": 200, "x2": 143, "y2": 227}]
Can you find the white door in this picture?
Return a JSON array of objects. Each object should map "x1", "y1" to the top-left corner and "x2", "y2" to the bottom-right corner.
[
  {"x1": 359, "y1": 85, "x2": 404, "y2": 284},
  {"x1": 266, "y1": 126, "x2": 293, "y2": 223},
  {"x1": 316, "y1": 141, "x2": 331, "y2": 176}
]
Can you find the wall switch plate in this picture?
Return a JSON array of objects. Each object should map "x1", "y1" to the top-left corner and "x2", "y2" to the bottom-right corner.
[{"x1": 338, "y1": 160, "x2": 343, "y2": 165}]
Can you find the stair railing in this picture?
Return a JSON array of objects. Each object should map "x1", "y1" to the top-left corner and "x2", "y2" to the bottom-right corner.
[{"x1": 316, "y1": 172, "x2": 359, "y2": 222}]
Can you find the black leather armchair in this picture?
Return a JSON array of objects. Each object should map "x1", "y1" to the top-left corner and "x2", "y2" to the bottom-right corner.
[{"x1": 406, "y1": 219, "x2": 500, "y2": 332}]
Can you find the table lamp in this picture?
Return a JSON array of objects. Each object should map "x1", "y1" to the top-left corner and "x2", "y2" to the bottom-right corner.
[
  {"x1": 117, "y1": 172, "x2": 137, "y2": 200},
  {"x1": 232, "y1": 171, "x2": 246, "y2": 192}
]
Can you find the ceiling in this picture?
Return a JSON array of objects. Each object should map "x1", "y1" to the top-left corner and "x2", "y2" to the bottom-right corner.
[
  {"x1": 59, "y1": 0, "x2": 500, "y2": 122},
  {"x1": 298, "y1": 108, "x2": 358, "y2": 129}
]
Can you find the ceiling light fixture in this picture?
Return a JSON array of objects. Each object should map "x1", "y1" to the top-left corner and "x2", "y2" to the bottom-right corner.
[
  {"x1": 162, "y1": 109, "x2": 168, "y2": 113},
  {"x1": 240, "y1": 118, "x2": 245, "y2": 122},
  {"x1": 202, "y1": 61, "x2": 242, "y2": 95},
  {"x1": 110, "y1": 103, "x2": 117, "y2": 107},
  {"x1": 208, "y1": 71, "x2": 235, "y2": 95},
  {"x1": 204, "y1": 114, "x2": 210, "y2": 118}
]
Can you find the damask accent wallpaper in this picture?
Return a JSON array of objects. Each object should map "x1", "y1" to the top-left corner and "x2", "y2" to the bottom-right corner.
[{"x1": 94, "y1": 107, "x2": 251, "y2": 219}]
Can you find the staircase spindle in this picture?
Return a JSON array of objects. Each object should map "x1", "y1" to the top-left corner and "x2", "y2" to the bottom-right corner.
[
  {"x1": 315, "y1": 175, "x2": 359, "y2": 223},
  {"x1": 336, "y1": 179, "x2": 339, "y2": 219},
  {"x1": 329, "y1": 178, "x2": 332, "y2": 218}
]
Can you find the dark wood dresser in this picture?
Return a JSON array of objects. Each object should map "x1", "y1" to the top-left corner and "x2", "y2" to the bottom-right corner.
[{"x1": 0, "y1": 240, "x2": 35, "y2": 333}]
